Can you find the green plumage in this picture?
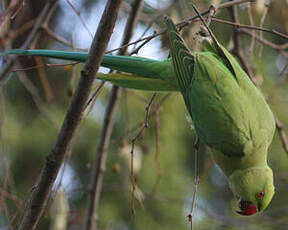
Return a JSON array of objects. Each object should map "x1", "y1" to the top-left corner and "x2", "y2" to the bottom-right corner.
[
  {"x1": 165, "y1": 9, "x2": 275, "y2": 215},
  {"x1": 3, "y1": 49, "x2": 177, "y2": 91},
  {"x1": 2, "y1": 9, "x2": 276, "y2": 215}
]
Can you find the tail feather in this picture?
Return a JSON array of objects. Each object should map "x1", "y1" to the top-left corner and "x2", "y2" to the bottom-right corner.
[
  {"x1": 2, "y1": 49, "x2": 88, "y2": 62},
  {"x1": 3, "y1": 49, "x2": 165, "y2": 79},
  {"x1": 2, "y1": 49, "x2": 177, "y2": 91},
  {"x1": 97, "y1": 72, "x2": 178, "y2": 91}
]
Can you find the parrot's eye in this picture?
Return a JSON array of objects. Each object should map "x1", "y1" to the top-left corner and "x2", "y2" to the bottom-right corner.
[{"x1": 256, "y1": 190, "x2": 265, "y2": 199}]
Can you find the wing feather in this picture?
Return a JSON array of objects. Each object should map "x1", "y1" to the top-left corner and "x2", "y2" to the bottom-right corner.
[{"x1": 165, "y1": 17, "x2": 194, "y2": 96}]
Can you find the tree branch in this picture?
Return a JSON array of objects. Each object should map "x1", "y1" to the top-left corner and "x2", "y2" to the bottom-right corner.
[
  {"x1": 106, "y1": 0, "x2": 255, "y2": 54},
  {"x1": 0, "y1": 0, "x2": 58, "y2": 84},
  {"x1": 83, "y1": 0, "x2": 144, "y2": 229},
  {"x1": 17, "y1": 1, "x2": 123, "y2": 230},
  {"x1": 275, "y1": 119, "x2": 288, "y2": 155},
  {"x1": 227, "y1": 2, "x2": 288, "y2": 156},
  {"x1": 187, "y1": 137, "x2": 200, "y2": 230},
  {"x1": 228, "y1": 1, "x2": 257, "y2": 83}
]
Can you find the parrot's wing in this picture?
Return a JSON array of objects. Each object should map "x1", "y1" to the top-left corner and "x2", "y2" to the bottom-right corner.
[
  {"x1": 97, "y1": 72, "x2": 178, "y2": 91},
  {"x1": 164, "y1": 16, "x2": 194, "y2": 97}
]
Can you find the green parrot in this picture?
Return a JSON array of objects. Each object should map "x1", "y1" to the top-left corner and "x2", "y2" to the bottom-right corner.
[{"x1": 2, "y1": 9, "x2": 276, "y2": 216}]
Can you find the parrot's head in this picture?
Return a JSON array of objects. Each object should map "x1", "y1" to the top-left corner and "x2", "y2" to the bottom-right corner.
[{"x1": 229, "y1": 166, "x2": 274, "y2": 216}]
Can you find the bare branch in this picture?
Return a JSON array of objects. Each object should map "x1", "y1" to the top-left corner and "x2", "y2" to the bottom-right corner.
[
  {"x1": 187, "y1": 137, "x2": 200, "y2": 230},
  {"x1": 211, "y1": 17, "x2": 288, "y2": 40},
  {"x1": 17, "y1": 1, "x2": 123, "y2": 229},
  {"x1": 0, "y1": 0, "x2": 58, "y2": 83},
  {"x1": 228, "y1": 1, "x2": 257, "y2": 84},
  {"x1": 239, "y1": 29, "x2": 288, "y2": 58},
  {"x1": 258, "y1": 0, "x2": 270, "y2": 57},
  {"x1": 15, "y1": 62, "x2": 58, "y2": 128},
  {"x1": 106, "y1": 0, "x2": 256, "y2": 54},
  {"x1": 130, "y1": 93, "x2": 156, "y2": 218},
  {"x1": 275, "y1": 119, "x2": 288, "y2": 155},
  {"x1": 66, "y1": 0, "x2": 93, "y2": 38},
  {"x1": 11, "y1": 61, "x2": 80, "y2": 72},
  {"x1": 247, "y1": 3, "x2": 255, "y2": 56},
  {"x1": 84, "y1": 1, "x2": 144, "y2": 229},
  {"x1": 10, "y1": 0, "x2": 25, "y2": 20},
  {"x1": 150, "y1": 109, "x2": 162, "y2": 196},
  {"x1": 227, "y1": 1, "x2": 288, "y2": 157}
]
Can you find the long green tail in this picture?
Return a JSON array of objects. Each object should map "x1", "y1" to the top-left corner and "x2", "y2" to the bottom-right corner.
[
  {"x1": 3, "y1": 49, "x2": 164, "y2": 78},
  {"x1": 3, "y1": 49, "x2": 88, "y2": 62},
  {"x1": 3, "y1": 49, "x2": 178, "y2": 91}
]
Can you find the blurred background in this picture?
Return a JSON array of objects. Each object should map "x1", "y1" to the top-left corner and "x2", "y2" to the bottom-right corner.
[{"x1": 0, "y1": 0, "x2": 288, "y2": 229}]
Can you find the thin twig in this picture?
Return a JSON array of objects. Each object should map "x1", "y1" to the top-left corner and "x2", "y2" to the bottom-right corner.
[
  {"x1": 211, "y1": 17, "x2": 288, "y2": 41},
  {"x1": 0, "y1": 0, "x2": 58, "y2": 83},
  {"x1": 83, "y1": 1, "x2": 144, "y2": 229},
  {"x1": 51, "y1": 81, "x2": 106, "y2": 208},
  {"x1": 258, "y1": 0, "x2": 270, "y2": 57},
  {"x1": 187, "y1": 137, "x2": 200, "y2": 230},
  {"x1": 0, "y1": 189, "x2": 22, "y2": 208},
  {"x1": 10, "y1": 0, "x2": 25, "y2": 19},
  {"x1": 130, "y1": 32, "x2": 155, "y2": 55},
  {"x1": 66, "y1": 0, "x2": 93, "y2": 38},
  {"x1": 239, "y1": 29, "x2": 288, "y2": 58},
  {"x1": 105, "y1": 0, "x2": 255, "y2": 54},
  {"x1": 125, "y1": 93, "x2": 171, "y2": 136},
  {"x1": 11, "y1": 61, "x2": 80, "y2": 72},
  {"x1": 131, "y1": 0, "x2": 176, "y2": 51},
  {"x1": 150, "y1": 109, "x2": 162, "y2": 195},
  {"x1": 85, "y1": 81, "x2": 105, "y2": 109},
  {"x1": 247, "y1": 3, "x2": 255, "y2": 56},
  {"x1": 227, "y1": 2, "x2": 288, "y2": 156},
  {"x1": 42, "y1": 26, "x2": 74, "y2": 47},
  {"x1": 228, "y1": 1, "x2": 257, "y2": 84},
  {"x1": 33, "y1": 56, "x2": 54, "y2": 102},
  {"x1": 206, "y1": 5, "x2": 216, "y2": 26},
  {"x1": 84, "y1": 86, "x2": 121, "y2": 230},
  {"x1": 279, "y1": 63, "x2": 288, "y2": 82},
  {"x1": 15, "y1": 62, "x2": 58, "y2": 128},
  {"x1": 0, "y1": 148, "x2": 15, "y2": 229},
  {"x1": 17, "y1": 1, "x2": 122, "y2": 230},
  {"x1": 130, "y1": 93, "x2": 156, "y2": 218},
  {"x1": 275, "y1": 119, "x2": 288, "y2": 155}
]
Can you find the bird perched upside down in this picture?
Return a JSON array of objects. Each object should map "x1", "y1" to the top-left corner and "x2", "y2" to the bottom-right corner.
[
  {"x1": 165, "y1": 5, "x2": 275, "y2": 216},
  {"x1": 2, "y1": 5, "x2": 275, "y2": 216}
]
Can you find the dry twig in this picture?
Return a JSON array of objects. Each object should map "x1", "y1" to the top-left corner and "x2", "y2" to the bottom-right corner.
[
  {"x1": 130, "y1": 93, "x2": 156, "y2": 218},
  {"x1": 84, "y1": 1, "x2": 144, "y2": 229},
  {"x1": 275, "y1": 119, "x2": 288, "y2": 155},
  {"x1": 187, "y1": 137, "x2": 200, "y2": 230},
  {"x1": 15, "y1": 62, "x2": 58, "y2": 128},
  {"x1": 17, "y1": 1, "x2": 122, "y2": 229},
  {"x1": 66, "y1": 0, "x2": 93, "y2": 38},
  {"x1": 247, "y1": 3, "x2": 255, "y2": 56},
  {"x1": 0, "y1": 0, "x2": 58, "y2": 83},
  {"x1": 258, "y1": 0, "x2": 270, "y2": 57},
  {"x1": 211, "y1": 17, "x2": 288, "y2": 40},
  {"x1": 150, "y1": 109, "x2": 162, "y2": 195},
  {"x1": 10, "y1": 0, "x2": 25, "y2": 20},
  {"x1": 227, "y1": 2, "x2": 288, "y2": 156},
  {"x1": 106, "y1": 0, "x2": 255, "y2": 54}
]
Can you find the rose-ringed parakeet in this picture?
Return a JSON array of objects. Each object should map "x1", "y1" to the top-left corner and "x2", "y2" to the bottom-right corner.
[
  {"x1": 164, "y1": 6, "x2": 275, "y2": 216},
  {"x1": 2, "y1": 8, "x2": 276, "y2": 216}
]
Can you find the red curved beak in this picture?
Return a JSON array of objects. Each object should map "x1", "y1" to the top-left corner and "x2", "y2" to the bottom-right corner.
[{"x1": 237, "y1": 199, "x2": 258, "y2": 216}]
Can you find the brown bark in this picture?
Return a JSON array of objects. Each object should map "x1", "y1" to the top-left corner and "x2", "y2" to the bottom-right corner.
[{"x1": 17, "y1": 1, "x2": 123, "y2": 229}]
